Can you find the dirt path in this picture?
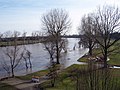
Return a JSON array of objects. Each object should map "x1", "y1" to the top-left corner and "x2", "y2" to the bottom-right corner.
[{"x1": 1, "y1": 76, "x2": 48, "y2": 90}]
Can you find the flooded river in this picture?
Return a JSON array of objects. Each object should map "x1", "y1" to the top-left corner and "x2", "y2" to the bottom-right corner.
[{"x1": 0, "y1": 38, "x2": 88, "y2": 78}]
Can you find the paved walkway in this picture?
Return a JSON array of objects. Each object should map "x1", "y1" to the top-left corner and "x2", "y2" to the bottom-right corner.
[{"x1": 1, "y1": 76, "x2": 48, "y2": 90}]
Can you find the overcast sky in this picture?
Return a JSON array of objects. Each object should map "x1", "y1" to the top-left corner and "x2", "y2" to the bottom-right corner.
[{"x1": 0, "y1": 0, "x2": 120, "y2": 35}]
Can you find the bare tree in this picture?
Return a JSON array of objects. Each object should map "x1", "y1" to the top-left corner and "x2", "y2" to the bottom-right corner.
[
  {"x1": 0, "y1": 32, "x2": 3, "y2": 46},
  {"x1": 43, "y1": 36, "x2": 56, "y2": 63},
  {"x1": 2, "y1": 31, "x2": 24, "y2": 77},
  {"x1": 41, "y1": 9, "x2": 71, "y2": 64},
  {"x1": 3, "y1": 31, "x2": 12, "y2": 38},
  {"x1": 93, "y1": 6, "x2": 120, "y2": 68},
  {"x1": 47, "y1": 62, "x2": 59, "y2": 87},
  {"x1": 22, "y1": 32, "x2": 27, "y2": 45},
  {"x1": 22, "y1": 52, "x2": 28, "y2": 70},
  {"x1": 31, "y1": 31, "x2": 42, "y2": 43},
  {"x1": 22, "y1": 48, "x2": 32, "y2": 70},
  {"x1": 26, "y1": 49, "x2": 32, "y2": 68},
  {"x1": 35, "y1": 31, "x2": 42, "y2": 43},
  {"x1": 1, "y1": 58, "x2": 11, "y2": 77},
  {"x1": 3, "y1": 31, "x2": 13, "y2": 46},
  {"x1": 68, "y1": 63, "x2": 119, "y2": 90},
  {"x1": 78, "y1": 14, "x2": 96, "y2": 56}
]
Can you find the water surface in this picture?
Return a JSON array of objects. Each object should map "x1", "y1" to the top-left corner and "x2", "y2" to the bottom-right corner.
[{"x1": 0, "y1": 38, "x2": 88, "y2": 78}]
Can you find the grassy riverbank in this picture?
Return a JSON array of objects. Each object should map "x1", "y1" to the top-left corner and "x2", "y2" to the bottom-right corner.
[
  {"x1": 16, "y1": 69, "x2": 49, "y2": 80},
  {"x1": 16, "y1": 64, "x2": 120, "y2": 90},
  {"x1": 36, "y1": 64, "x2": 88, "y2": 90},
  {"x1": 78, "y1": 53, "x2": 120, "y2": 66},
  {"x1": 39, "y1": 64, "x2": 120, "y2": 90},
  {"x1": 78, "y1": 47, "x2": 120, "y2": 66},
  {"x1": 14, "y1": 42, "x2": 120, "y2": 89},
  {"x1": 16, "y1": 64, "x2": 61, "y2": 80},
  {"x1": 0, "y1": 82, "x2": 17, "y2": 90},
  {"x1": 12, "y1": 41, "x2": 120, "y2": 89}
]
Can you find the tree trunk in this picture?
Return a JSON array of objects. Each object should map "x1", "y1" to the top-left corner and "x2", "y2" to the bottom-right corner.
[
  {"x1": 50, "y1": 55, "x2": 54, "y2": 63},
  {"x1": 51, "y1": 78, "x2": 55, "y2": 87},
  {"x1": 24, "y1": 57, "x2": 28, "y2": 69},
  {"x1": 56, "y1": 49, "x2": 60, "y2": 64},
  {"x1": 51, "y1": 83, "x2": 54, "y2": 87},
  {"x1": 88, "y1": 41, "x2": 93, "y2": 56},
  {"x1": 89, "y1": 46, "x2": 92, "y2": 56},
  {"x1": 11, "y1": 66, "x2": 14, "y2": 77},
  {"x1": 56, "y1": 41, "x2": 60, "y2": 64},
  {"x1": 28, "y1": 58, "x2": 32, "y2": 68},
  {"x1": 104, "y1": 49, "x2": 108, "y2": 68}
]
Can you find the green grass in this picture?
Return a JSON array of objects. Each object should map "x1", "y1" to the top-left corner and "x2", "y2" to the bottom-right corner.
[
  {"x1": 111, "y1": 68, "x2": 120, "y2": 77},
  {"x1": 92, "y1": 48, "x2": 102, "y2": 56},
  {"x1": 78, "y1": 55, "x2": 88, "y2": 62},
  {"x1": 39, "y1": 64, "x2": 120, "y2": 90},
  {"x1": 16, "y1": 69, "x2": 49, "y2": 80},
  {"x1": 40, "y1": 78, "x2": 74, "y2": 90},
  {"x1": 107, "y1": 41, "x2": 120, "y2": 65},
  {"x1": 0, "y1": 82, "x2": 17, "y2": 90},
  {"x1": 45, "y1": 78, "x2": 75, "y2": 90},
  {"x1": 78, "y1": 48, "x2": 102, "y2": 62},
  {"x1": 65, "y1": 64, "x2": 87, "y2": 72},
  {"x1": 108, "y1": 53, "x2": 120, "y2": 66},
  {"x1": 37, "y1": 64, "x2": 87, "y2": 90},
  {"x1": 78, "y1": 47, "x2": 120, "y2": 66},
  {"x1": 16, "y1": 64, "x2": 120, "y2": 90},
  {"x1": 16, "y1": 64, "x2": 61, "y2": 80}
]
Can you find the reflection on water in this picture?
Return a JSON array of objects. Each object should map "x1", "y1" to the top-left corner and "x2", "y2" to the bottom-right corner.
[{"x1": 0, "y1": 38, "x2": 88, "y2": 78}]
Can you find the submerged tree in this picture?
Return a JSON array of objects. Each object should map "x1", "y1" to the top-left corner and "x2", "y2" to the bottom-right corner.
[
  {"x1": 1, "y1": 31, "x2": 24, "y2": 77},
  {"x1": 41, "y1": 9, "x2": 71, "y2": 64},
  {"x1": 78, "y1": 14, "x2": 96, "y2": 56},
  {"x1": 22, "y1": 47, "x2": 32, "y2": 70},
  {"x1": 43, "y1": 35, "x2": 56, "y2": 63}
]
